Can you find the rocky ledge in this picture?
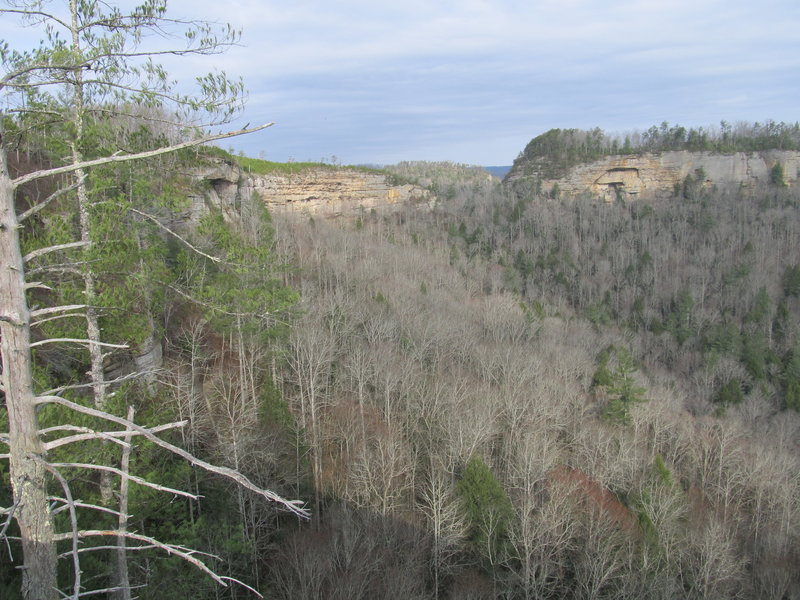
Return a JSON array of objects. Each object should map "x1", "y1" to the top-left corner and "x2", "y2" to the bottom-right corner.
[
  {"x1": 245, "y1": 168, "x2": 431, "y2": 216},
  {"x1": 188, "y1": 161, "x2": 431, "y2": 223},
  {"x1": 506, "y1": 150, "x2": 800, "y2": 201}
]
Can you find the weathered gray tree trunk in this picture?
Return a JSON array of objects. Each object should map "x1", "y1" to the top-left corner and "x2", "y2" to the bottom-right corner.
[
  {"x1": 0, "y1": 136, "x2": 59, "y2": 599},
  {"x1": 111, "y1": 406, "x2": 135, "y2": 600}
]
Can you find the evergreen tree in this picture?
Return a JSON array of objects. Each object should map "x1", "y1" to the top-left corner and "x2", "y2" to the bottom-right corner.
[
  {"x1": 601, "y1": 347, "x2": 648, "y2": 425},
  {"x1": 783, "y1": 345, "x2": 800, "y2": 411},
  {"x1": 457, "y1": 455, "x2": 514, "y2": 568},
  {"x1": 713, "y1": 378, "x2": 745, "y2": 406},
  {"x1": 770, "y1": 162, "x2": 787, "y2": 187}
]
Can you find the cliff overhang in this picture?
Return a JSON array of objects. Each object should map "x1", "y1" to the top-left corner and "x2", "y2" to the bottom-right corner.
[
  {"x1": 189, "y1": 160, "x2": 432, "y2": 221},
  {"x1": 505, "y1": 150, "x2": 800, "y2": 201}
]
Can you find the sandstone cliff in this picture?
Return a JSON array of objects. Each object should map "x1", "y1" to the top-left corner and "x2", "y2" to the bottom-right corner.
[
  {"x1": 188, "y1": 160, "x2": 432, "y2": 223},
  {"x1": 506, "y1": 150, "x2": 800, "y2": 201}
]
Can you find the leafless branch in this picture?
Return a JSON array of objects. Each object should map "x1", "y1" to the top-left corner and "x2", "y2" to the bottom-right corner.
[
  {"x1": 31, "y1": 304, "x2": 90, "y2": 318},
  {"x1": 0, "y1": 55, "x2": 83, "y2": 89},
  {"x1": 36, "y1": 395, "x2": 310, "y2": 518},
  {"x1": 40, "y1": 421, "x2": 179, "y2": 436},
  {"x1": 41, "y1": 370, "x2": 149, "y2": 396},
  {"x1": 30, "y1": 311, "x2": 88, "y2": 328},
  {"x1": 6, "y1": 107, "x2": 65, "y2": 118},
  {"x1": 129, "y1": 207, "x2": 221, "y2": 263},
  {"x1": 27, "y1": 263, "x2": 92, "y2": 278},
  {"x1": 116, "y1": 405, "x2": 135, "y2": 597},
  {"x1": 29, "y1": 338, "x2": 129, "y2": 349},
  {"x1": 18, "y1": 177, "x2": 85, "y2": 223},
  {"x1": 45, "y1": 431, "x2": 130, "y2": 451},
  {"x1": 0, "y1": 8, "x2": 70, "y2": 33},
  {"x1": 37, "y1": 460, "x2": 82, "y2": 598},
  {"x1": 71, "y1": 584, "x2": 146, "y2": 598},
  {"x1": 218, "y1": 577, "x2": 264, "y2": 598},
  {"x1": 23, "y1": 241, "x2": 90, "y2": 263},
  {"x1": 12, "y1": 123, "x2": 274, "y2": 189},
  {"x1": 3, "y1": 77, "x2": 85, "y2": 89},
  {"x1": 53, "y1": 530, "x2": 227, "y2": 586},
  {"x1": 50, "y1": 498, "x2": 126, "y2": 519},
  {"x1": 0, "y1": 491, "x2": 23, "y2": 555},
  {"x1": 62, "y1": 542, "x2": 262, "y2": 597},
  {"x1": 43, "y1": 420, "x2": 185, "y2": 451},
  {"x1": 50, "y1": 463, "x2": 199, "y2": 500},
  {"x1": 56, "y1": 543, "x2": 177, "y2": 556}
]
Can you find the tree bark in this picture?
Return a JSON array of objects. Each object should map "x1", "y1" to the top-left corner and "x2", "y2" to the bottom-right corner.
[
  {"x1": 112, "y1": 406, "x2": 135, "y2": 600},
  {"x1": 1, "y1": 137, "x2": 58, "y2": 599}
]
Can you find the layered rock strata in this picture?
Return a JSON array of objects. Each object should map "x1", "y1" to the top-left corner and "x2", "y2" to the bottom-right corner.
[
  {"x1": 246, "y1": 169, "x2": 430, "y2": 216},
  {"x1": 187, "y1": 160, "x2": 431, "y2": 223},
  {"x1": 506, "y1": 150, "x2": 800, "y2": 201}
]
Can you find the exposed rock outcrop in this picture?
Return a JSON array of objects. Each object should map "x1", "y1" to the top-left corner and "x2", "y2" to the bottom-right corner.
[
  {"x1": 187, "y1": 160, "x2": 432, "y2": 222},
  {"x1": 104, "y1": 331, "x2": 162, "y2": 390},
  {"x1": 243, "y1": 169, "x2": 431, "y2": 217},
  {"x1": 506, "y1": 150, "x2": 800, "y2": 201},
  {"x1": 179, "y1": 160, "x2": 245, "y2": 227}
]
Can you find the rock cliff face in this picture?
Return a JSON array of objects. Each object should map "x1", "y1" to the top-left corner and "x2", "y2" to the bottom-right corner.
[
  {"x1": 245, "y1": 169, "x2": 431, "y2": 216},
  {"x1": 188, "y1": 160, "x2": 431, "y2": 223},
  {"x1": 506, "y1": 150, "x2": 800, "y2": 201}
]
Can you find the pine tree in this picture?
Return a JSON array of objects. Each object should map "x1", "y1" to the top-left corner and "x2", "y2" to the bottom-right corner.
[
  {"x1": 602, "y1": 347, "x2": 648, "y2": 425},
  {"x1": 457, "y1": 455, "x2": 514, "y2": 568}
]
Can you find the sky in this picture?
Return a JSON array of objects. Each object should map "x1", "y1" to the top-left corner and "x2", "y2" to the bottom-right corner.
[{"x1": 5, "y1": 0, "x2": 800, "y2": 166}]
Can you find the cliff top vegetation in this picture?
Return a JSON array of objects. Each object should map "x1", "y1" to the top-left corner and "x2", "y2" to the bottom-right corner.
[
  {"x1": 512, "y1": 119, "x2": 800, "y2": 180},
  {"x1": 204, "y1": 147, "x2": 388, "y2": 177}
]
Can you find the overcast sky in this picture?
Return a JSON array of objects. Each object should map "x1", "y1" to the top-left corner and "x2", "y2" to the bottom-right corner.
[{"x1": 7, "y1": 0, "x2": 800, "y2": 165}]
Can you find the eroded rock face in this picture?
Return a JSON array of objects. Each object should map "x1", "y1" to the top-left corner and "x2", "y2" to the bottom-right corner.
[
  {"x1": 242, "y1": 168, "x2": 431, "y2": 217},
  {"x1": 104, "y1": 331, "x2": 162, "y2": 390},
  {"x1": 188, "y1": 160, "x2": 432, "y2": 219},
  {"x1": 507, "y1": 150, "x2": 800, "y2": 201},
  {"x1": 181, "y1": 159, "x2": 244, "y2": 227}
]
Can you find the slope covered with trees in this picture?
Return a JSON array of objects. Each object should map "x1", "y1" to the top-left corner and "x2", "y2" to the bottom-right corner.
[
  {"x1": 1, "y1": 1, "x2": 798, "y2": 597},
  {"x1": 8, "y1": 145, "x2": 797, "y2": 597},
  {"x1": 260, "y1": 164, "x2": 800, "y2": 598}
]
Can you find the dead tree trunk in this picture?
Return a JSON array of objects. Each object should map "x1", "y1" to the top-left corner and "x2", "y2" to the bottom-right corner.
[
  {"x1": 112, "y1": 406, "x2": 135, "y2": 600},
  {"x1": 1, "y1": 137, "x2": 59, "y2": 599},
  {"x1": 1, "y1": 121, "x2": 288, "y2": 599}
]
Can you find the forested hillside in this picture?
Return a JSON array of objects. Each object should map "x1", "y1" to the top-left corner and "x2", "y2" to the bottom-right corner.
[
  {"x1": 258, "y1": 162, "x2": 800, "y2": 599},
  {"x1": 1, "y1": 0, "x2": 799, "y2": 597},
  {"x1": 4, "y1": 143, "x2": 800, "y2": 597}
]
